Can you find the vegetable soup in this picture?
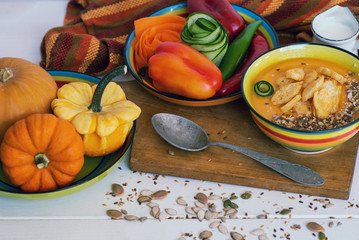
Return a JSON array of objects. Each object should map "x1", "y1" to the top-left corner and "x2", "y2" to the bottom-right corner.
[{"x1": 251, "y1": 57, "x2": 359, "y2": 131}]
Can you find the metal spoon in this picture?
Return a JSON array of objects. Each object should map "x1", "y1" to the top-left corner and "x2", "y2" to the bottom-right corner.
[{"x1": 151, "y1": 113, "x2": 325, "y2": 186}]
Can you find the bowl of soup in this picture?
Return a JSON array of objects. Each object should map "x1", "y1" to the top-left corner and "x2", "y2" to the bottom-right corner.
[{"x1": 241, "y1": 43, "x2": 359, "y2": 154}]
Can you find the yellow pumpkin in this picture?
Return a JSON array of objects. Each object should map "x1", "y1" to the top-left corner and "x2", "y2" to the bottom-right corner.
[
  {"x1": 51, "y1": 65, "x2": 141, "y2": 157},
  {"x1": 0, "y1": 57, "x2": 58, "y2": 142}
]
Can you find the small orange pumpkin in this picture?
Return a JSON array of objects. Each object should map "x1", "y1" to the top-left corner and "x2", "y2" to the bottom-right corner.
[
  {"x1": 0, "y1": 113, "x2": 85, "y2": 192},
  {"x1": 0, "y1": 57, "x2": 58, "y2": 142}
]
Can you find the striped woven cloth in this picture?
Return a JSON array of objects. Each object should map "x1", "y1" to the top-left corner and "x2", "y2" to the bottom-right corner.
[{"x1": 40, "y1": 0, "x2": 359, "y2": 76}]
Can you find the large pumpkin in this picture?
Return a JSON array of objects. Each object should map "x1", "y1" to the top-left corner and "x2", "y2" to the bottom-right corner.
[
  {"x1": 0, "y1": 113, "x2": 85, "y2": 192},
  {"x1": 0, "y1": 57, "x2": 58, "y2": 142}
]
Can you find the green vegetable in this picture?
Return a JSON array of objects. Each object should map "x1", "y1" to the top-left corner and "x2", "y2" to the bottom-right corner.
[
  {"x1": 254, "y1": 80, "x2": 274, "y2": 97},
  {"x1": 219, "y1": 20, "x2": 262, "y2": 81},
  {"x1": 181, "y1": 12, "x2": 229, "y2": 66}
]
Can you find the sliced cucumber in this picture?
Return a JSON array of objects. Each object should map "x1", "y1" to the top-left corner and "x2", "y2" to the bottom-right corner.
[{"x1": 181, "y1": 12, "x2": 228, "y2": 66}]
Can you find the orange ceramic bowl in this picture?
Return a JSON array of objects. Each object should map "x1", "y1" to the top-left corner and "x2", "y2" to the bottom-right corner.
[
  {"x1": 124, "y1": 3, "x2": 279, "y2": 107},
  {"x1": 242, "y1": 43, "x2": 359, "y2": 154}
]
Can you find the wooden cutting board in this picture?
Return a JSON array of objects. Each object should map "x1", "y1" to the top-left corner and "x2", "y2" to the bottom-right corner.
[{"x1": 121, "y1": 81, "x2": 359, "y2": 200}]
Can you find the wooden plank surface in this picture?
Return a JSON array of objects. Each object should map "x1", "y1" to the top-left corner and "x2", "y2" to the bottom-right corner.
[{"x1": 121, "y1": 80, "x2": 359, "y2": 199}]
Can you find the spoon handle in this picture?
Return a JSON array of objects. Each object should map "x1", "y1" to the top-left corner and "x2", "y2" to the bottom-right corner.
[{"x1": 209, "y1": 142, "x2": 324, "y2": 186}]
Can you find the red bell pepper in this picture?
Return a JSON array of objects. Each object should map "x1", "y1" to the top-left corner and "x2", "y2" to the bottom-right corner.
[
  {"x1": 187, "y1": 0, "x2": 246, "y2": 42},
  {"x1": 214, "y1": 35, "x2": 270, "y2": 97},
  {"x1": 148, "y1": 42, "x2": 222, "y2": 100}
]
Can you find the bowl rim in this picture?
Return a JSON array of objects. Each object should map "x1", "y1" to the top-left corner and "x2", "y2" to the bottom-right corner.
[
  {"x1": 123, "y1": 2, "x2": 279, "y2": 104},
  {"x1": 241, "y1": 42, "x2": 359, "y2": 134}
]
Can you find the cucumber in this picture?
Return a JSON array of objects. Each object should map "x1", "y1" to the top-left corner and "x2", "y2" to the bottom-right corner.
[{"x1": 181, "y1": 12, "x2": 228, "y2": 66}]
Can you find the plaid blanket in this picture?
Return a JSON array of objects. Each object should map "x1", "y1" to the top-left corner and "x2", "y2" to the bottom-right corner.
[{"x1": 40, "y1": 0, "x2": 359, "y2": 76}]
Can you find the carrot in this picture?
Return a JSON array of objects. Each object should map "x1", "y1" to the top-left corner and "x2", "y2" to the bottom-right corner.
[{"x1": 133, "y1": 15, "x2": 186, "y2": 70}]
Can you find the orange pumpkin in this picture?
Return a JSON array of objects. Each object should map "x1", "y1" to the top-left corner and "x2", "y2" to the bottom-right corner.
[
  {"x1": 0, "y1": 57, "x2": 58, "y2": 142},
  {"x1": 0, "y1": 113, "x2": 85, "y2": 192}
]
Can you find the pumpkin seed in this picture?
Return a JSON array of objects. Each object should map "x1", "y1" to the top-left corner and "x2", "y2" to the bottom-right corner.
[
  {"x1": 195, "y1": 201, "x2": 206, "y2": 208},
  {"x1": 307, "y1": 222, "x2": 325, "y2": 232},
  {"x1": 137, "y1": 196, "x2": 152, "y2": 203},
  {"x1": 196, "y1": 192, "x2": 208, "y2": 204},
  {"x1": 176, "y1": 197, "x2": 188, "y2": 206},
  {"x1": 250, "y1": 228, "x2": 264, "y2": 236},
  {"x1": 230, "y1": 231, "x2": 244, "y2": 240},
  {"x1": 106, "y1": 209, "x2": 123, "y2": 219},
  {"x1": 209, "y1": 221, "x2": 221, "y2": 229},
  {"x1": 208, "y1": 194, "x2": 222, "y2": 200},
  {"x1": 152, "y1": 190, "x2": 169, "y2": 199},
  {"x1": 279, "y1": 208, "x2": 291, "y2": 215},
  {"x1": 318, "y1": 232, "x2": 326, "y2": 240},
  {"x1": 185, "y1": 207, "x2": 196, "y2": 215},
  {"x1": 165, "y1": 208, "x2": 177, "y2": 216},
  {"x1": 197, "y1": 209, "x2": 205, "y2": 221},
  {"x1": 240, "y1": 192, "x2": 252, "y2": 199},
  {"x1": 223, "y1": 199, "x2": 231, "y2": 208},
  {"x1": 229, "y1": 195, "x2": 238, "y2": 200},
  {"x1": 205, "y1": 210, "x2": 217, "y2": 220},
  {"x1": 218, "y1": 224, "x2": 229, "y2": 234},
  {"x1": 112, "y1": 183, "x2": 124, "y2": 196},
  {"x1": 199, "y1": 230, "x2": 212, "y2": 239},
  {"x1": 158, "y1": 212, "x2": 167, "y2": 221},
  {"x1": 151, "y1": 206, "x2": 160, "y2": 218},
  {"x1": 177, "y1": 237, "x2": 186, "y2": 240},
  {"x1": 225, "y1": 208, "x2": 238, "y2": 216},
  {"x1": 124, "y1": 215, "x2": 139, "y2": 221},
  {"x1": 192, "y1": 207, "x2": 202, "y2": 213},
  {"x1": 140, "y1": 189, "x2": 153, "y2": 196},
  {"x1": 258, "y1": 234, "x2": 269, "y2": 240},
  {"x1": 146, "y1": 202, "x2": 159, "y2": 208},
  {"x1": 229, "y1": 201, "x2": 238, "y2": 209}
]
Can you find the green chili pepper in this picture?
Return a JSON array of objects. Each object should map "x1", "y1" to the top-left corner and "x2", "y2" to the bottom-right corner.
[{"x1": 219, "y1": 20, "x2": 262, "y2": 81}]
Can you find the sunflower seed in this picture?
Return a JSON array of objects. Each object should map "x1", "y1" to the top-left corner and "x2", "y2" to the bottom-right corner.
[
  {"x1": 146, "y1": 202, "x2": 159, "y2": 208},
  {"x1": 195, "y1": 201, "x2": 206, "y2": 208},
  {"x1": 137, "y1": 196, "x2": 152, "y2": 203},
  {"x1": 258, "y1": 234, "x2": 269, "y2": 240},
  {"x1": 140, "y1": 189, "x2": 153, "y2": 196},
  {"x1": 256, "y1": 214, "x2": 267, "y2": 219},
  {"x1": 139, "y1": 216, "x2": 148, "y2": 222},
  {"x1": 328, "y1": 221, "x2": 334, "y2": 228},
  {"x1": 177, "y1": 237, "x2": 186, "y2": 240},
  {"x1": 218, "y1": 224, "x2": 229, "y2": 235},
  {"x1": 106, "y1": 209, "x2": 123, "y2": 219},
  {"x1": 250, "y1": 228, "x2": 264, "y2": 236},
  {"x1": 307, "y1": 222, "x2": 325, "y2": 232},
  {"x1": 230, "y1": 231, "x2": 244, "y2": 240},
  {"x1": 112, "y1": 184, "x2": 124, "y2": 196},
  {"x1": 197, "y1": 209, "x2": 205, "y2": 221},
  {"x1": 165, "y1": 208, "x2": 177, "y2": 216},
  {"x1": 124, "y1": 215, "x2": 139, "y2": 221},
  {"x1": 152, "y1": 190, "x2": 169, "y2": 199},
  {"x1": 209, "y1": 221, "x2": 221, "y2": 229},
  {"x1": 158, "y1": 212, "x2": 167, "y2": 221},
  {"x1": 196, "y1": 192, "x2": 208, "y2": 204},
  {"x1": 176, "y1": 197, "x2": 188, "y2": 206},
  {"x1": 185, "y1": 207, "x2": 196, "y2": 215},
  {"x1": 208, "y1": 203, "x2": 217, "y2": 212},
  {"x1": 120, "y1": 209, "x2": 128, "y2": 215},
  {"x1": 208, "y1": 194, "x2": 222, "y2": 200},
  {"x1": 151, "y1": 206, "x2": 160, "y2": 218},
  {"x1": 199, "y1": 230, "x2": 212, "y2": 239}
]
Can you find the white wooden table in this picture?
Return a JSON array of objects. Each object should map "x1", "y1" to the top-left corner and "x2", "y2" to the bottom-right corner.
[{"x1": 1, "y1": 1, "x2": 359, "y2": 239}]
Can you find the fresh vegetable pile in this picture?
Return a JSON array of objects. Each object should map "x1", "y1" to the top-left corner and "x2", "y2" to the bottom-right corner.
[{"x1": 132, "y1": 0, "x2": 270, "y2": 100}]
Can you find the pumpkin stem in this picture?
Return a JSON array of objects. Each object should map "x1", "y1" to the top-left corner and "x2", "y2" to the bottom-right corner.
[
  {"x1": 34, "y1": 153, "x2": 50, "y2": 168},
  {"x1": 88, "y1": 65, "x2": 128, "y2": 112},
  {"x1": 0, "y1": 67, "x2": 13, "y2": 83}
]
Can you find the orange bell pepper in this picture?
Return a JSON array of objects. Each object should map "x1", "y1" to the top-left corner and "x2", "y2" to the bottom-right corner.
[{"x1": 148, "y1": 42, "x2": 223, "y2": 99}]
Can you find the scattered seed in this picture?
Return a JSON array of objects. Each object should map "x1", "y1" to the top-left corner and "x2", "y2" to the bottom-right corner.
[
  {"x1": 318, "y1": 232, "x2": 326, "y2": 240},
  {"x1": 208, "y1": 194, "x2": 222, "y2": 200},
  {"x1": 168, "y1": 149, "x2": 175, "y2": 155},
  {"x1": 197, "y1": 209, "x2": 205, "y2": 221},
  {"x1": 112, "y1": 184, "x2": 124, "y2": 196},
  {"x1": 218, "y1": 224, "x2": 229, "y2": 234},
  {"x1": 258, "y1": 234, "x2": 269, "y2": 240},
  {"x1": 146, "y1": 202, "x2": 159, "y2": 208},
  {"x1": 195, "y1": 201, "x2": 206, "y2": 208},
  {"x1": 158, "y1": 212, "x2": 167, "y2": 221},
  {"x1": 176, "y1": 197, "x2": 188, "y2": 206},
  {"x1": 185, "y1": 207, "x2": 196, "y2": 215},
  {"x1": 209, "y1": 221, "x2": 221, "y2": 229},
  {"x1": 140, "y1": 189, "x2": 153, "y2": 196},
  {"x1": 124, "y1": 215, "x2": 139, "y2": 221},
  {"x1": 230, "y1": 231, "x2": 244, "y2": 240},
  {"x1": 106, "y1": 209, "x2": 123, "y2": 219},
  {"x1": 152, "y1": 190, "x2": 169, "y2": 199},
  {"x1": 337, "y1": 221, "x2": 342, "y2": 227},
  {"x1": 240, "y1": 192, "x2": 252, "y2": 199},
  {"x1": 199, "y1": 230, "x2": 212, "y2": 239},
  {"x1": 280, "y1": 208, "x2": 291, "y2": 215},
  {"x1": 165, "y1": 208, "x2": 177, "y2": 216},
  {"x1": 196, "y1": 192, "x2": 209, "y2": 204},
  {"x1": 250, "y1": 228, "x2": 265, "y2": 236},
  {"x1": 307, "y1": 222, "x2": 325, "y2": 232},
  {"x1": 151, "y1": 206, "x2": 160, "y2": 218},
  {"x1": 137, "y1": 196, "x2": 152, "y2": 203}
]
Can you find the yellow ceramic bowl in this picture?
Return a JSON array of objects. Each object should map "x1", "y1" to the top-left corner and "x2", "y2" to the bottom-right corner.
[
  {"x1": 242, "y1": 43, "x2": 359, "y2": 153},
  {"x1": 124, "y1": 3, "x2": 279, "y2": 107}
]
